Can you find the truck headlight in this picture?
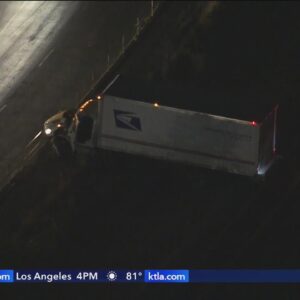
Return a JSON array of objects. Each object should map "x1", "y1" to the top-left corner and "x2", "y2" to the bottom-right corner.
[{"x1": 45, "y1": 128, "x2": 52, "y2": 135}]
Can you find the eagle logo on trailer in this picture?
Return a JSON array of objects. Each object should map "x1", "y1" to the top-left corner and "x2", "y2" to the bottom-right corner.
[{"x1": 114, "y1": 110, "x2": 142, "y2": 131}]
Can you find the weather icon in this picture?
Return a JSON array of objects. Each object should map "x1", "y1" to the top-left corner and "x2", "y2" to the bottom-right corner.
[{"x1": 107, "y1": 271, "x2": 117, "y2": 281}]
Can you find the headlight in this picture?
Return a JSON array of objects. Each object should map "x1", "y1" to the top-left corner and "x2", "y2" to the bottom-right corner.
[{"x1": 45, "y1": 128, "x2": 52, "y2": 135}]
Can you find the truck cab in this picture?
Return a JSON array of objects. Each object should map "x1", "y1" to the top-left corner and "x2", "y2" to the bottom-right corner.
[
  {"x1": 45, "y1": 99, "x2": 99, "y2": 157},
  {"x1": 44, "y1": 109, "x2": 75, "y2": 137}
]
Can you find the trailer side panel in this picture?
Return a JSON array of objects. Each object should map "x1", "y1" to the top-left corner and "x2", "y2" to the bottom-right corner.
[{"x1": 98, "y1": 96, "x2": 259, "y2": 176}]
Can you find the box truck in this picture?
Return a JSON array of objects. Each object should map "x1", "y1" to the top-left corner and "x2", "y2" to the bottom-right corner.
[{"x1": 44, "y1": 88, "x2": 278, "y2": 177}]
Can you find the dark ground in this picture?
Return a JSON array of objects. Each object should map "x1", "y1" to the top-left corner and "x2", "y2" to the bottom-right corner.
[{"x1": 2, "y1": 1, "x2": 300, "y2": 298}]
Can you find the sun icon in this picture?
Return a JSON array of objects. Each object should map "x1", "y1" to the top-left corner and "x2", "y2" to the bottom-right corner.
[{"x1": 107, "y1": 271, "x2": 117, "y2": 281}]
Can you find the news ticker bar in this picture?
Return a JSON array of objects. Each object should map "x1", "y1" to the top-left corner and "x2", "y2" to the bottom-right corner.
[{"x1": 2, "y1": 269, "x2": 300, "y2": 283}]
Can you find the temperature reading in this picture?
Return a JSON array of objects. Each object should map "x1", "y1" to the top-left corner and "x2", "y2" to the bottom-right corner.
[{"x1": 126, "y1": 272, "x2": 143, "y2": 281}]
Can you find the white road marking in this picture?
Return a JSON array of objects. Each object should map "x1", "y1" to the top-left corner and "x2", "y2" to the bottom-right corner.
[
  {"x1": 38, "y1": 48, "x2": 54, "y2": 67},
  {"x1": 0, "y1": 104, "x2": 7, "y2": 112},
  {"x1": 27, "y1": 141, "x2": 40, "y2": 157},
  {"x1": 25, "y1": 130, "x2": 41, "y2": 148},
  {"x1": 32, "y1": 130, "x2": 42, "y2": 141}
]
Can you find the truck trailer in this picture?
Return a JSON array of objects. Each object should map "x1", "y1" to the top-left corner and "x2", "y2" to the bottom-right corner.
[{"x1": 44, "y1": 86, "x2": 278, "y2": 177}]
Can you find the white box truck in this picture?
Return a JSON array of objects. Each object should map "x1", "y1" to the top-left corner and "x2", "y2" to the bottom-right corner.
[{"x1": 44, "y1": 91, "x2": 278, "y2": 177}]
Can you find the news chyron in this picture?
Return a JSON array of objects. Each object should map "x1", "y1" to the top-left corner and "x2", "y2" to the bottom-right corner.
[
  {"x1": 0, "y1": 269, "x2": 189, "y2": 284},
  {"x1": 3, "y1": 269, "x2": 300, "y2": 283}
]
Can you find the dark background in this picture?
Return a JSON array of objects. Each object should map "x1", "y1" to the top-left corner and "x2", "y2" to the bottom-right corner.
[{"x1": 1, "y1": 1, "x2": 300, "y2": 298}]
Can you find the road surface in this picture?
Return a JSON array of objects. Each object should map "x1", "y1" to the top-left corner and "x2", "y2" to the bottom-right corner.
[{"x1": 0, "y1": 1, "x2": 150, "y2": 188}]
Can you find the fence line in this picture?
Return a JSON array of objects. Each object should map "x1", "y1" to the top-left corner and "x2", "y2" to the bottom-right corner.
[{"x1": 81, "y1": 1, "x2": 161, "y2": 100}]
